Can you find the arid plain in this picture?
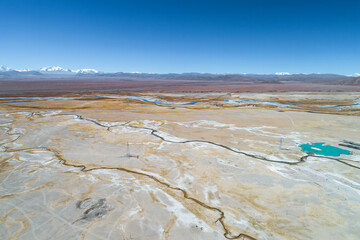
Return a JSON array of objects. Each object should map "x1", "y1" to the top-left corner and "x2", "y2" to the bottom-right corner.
[{"x1": 1, "y1": 92, "x2": 360, "y2": 240}]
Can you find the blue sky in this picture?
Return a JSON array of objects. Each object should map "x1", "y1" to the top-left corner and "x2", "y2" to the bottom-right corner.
[{"x1": 0, "y1": 0, "x2": 359, "y2": 74}]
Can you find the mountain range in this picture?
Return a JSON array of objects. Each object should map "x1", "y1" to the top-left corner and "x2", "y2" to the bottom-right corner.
[
  {"x1": 0, "y1": 66, "x2": 359, "y2": 85},
  {"x1": 0, "y1": 66, "x2": 100, "y2": 75}
]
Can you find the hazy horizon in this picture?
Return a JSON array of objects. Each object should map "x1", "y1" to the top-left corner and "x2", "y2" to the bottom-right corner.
[{"x1": 0, "y1": 65, "x2": 359, "y2": 77}]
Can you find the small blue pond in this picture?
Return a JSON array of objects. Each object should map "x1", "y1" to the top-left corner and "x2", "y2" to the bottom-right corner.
[{"x1": 299, "y1": 142, "x2": 351, "y2": 157}]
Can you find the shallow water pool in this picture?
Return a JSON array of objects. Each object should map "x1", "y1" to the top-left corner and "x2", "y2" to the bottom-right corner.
[{"x1": 299, "y1": 142, "x2": 351, "y2": 157}]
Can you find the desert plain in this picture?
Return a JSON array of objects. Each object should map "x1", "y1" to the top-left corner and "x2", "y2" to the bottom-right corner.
[{"x1": 0, "y1": 92, "x2": 359, "y2": 240}]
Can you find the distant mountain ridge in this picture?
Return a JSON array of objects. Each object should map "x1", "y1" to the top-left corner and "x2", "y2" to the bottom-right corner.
[
  {"x1": 0, "y1": 66, "x2": 100, "y2": 75},
  {"x1": 39, "y1": 66, "x2": 100, "y2": 74},
  {"x1": 40, "y1": 66, "x2": 73, "y2": 73},
  {"x1": 0, "y1": 65, "x2": 359, "y2": 85}
]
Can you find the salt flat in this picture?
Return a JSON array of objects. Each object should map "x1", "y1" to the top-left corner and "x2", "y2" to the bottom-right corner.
[{"x1": 0, "y1": 92, "x2": 359, "y2": 240}]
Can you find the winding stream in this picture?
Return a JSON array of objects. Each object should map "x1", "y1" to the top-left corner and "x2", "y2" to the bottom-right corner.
[
  {"x1": 1, "y1": 95, "x2": 360, "y2": 109},
  {"x1": 1, "y1": 111, "x2": 359, "y2": 240}
]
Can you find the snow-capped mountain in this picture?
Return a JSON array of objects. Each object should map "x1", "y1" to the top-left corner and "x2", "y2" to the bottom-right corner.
[
  {"x1": 73, "y1": 68, "x2": 99, "y2": 74},
  {"x1": 0, "y1": 66, "x2": 42, "y2": 77},
  {"x1": 39, "y1": 66, "x2": 100, "y2": 74},
  {"x1": 0, "y1": 65, "x2": 101, "y2": 77},
  {"x1": 17, "y1": 69, "x2": 32, "y2": 72},
  {"x1": 0, "y1": 66, "x2": 11, "y2": 72},
  {"x1": 1, "y1": 65, "x2": 358, "y2": 86},
  {"x1": 40, "y1": 66, "x2": 73, "y2": 73},
  {"x1": 0, "y1": 66, "x2": 32, "y2": 73},
  {"x1": 275, "y1": 72, "x2": 291, "y2": 75}
]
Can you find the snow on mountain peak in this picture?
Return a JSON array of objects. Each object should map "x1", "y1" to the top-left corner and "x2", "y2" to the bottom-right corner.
[
  {"x1": 40, "y1": 66, "x2": 72, "y2": 72},
  {"x1": 74, "y1": 68, "x2": 100, "y2": 74},
  {"x1": 38, "y1": 66, "x2": 100, "y2": 74},
  {"x1": 0, "y1": 66, "x2": 11, "y2": 72},
  {"x1": 40, "y1": 66, "x2": 99, "y2": 74},
  {"x1": 275, "y1": 72, "x2": 291, "y2": 76}
]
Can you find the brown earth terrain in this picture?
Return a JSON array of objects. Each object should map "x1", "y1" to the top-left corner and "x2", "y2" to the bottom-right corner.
[{"x1": 1, "y1": 79, "x2": 360, "y2": 96}]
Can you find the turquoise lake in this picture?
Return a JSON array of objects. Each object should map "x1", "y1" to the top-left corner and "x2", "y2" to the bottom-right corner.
[{"x1": 299, "y1": 142, "x2": 351, "y2": 157}]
